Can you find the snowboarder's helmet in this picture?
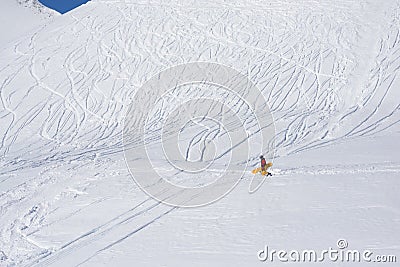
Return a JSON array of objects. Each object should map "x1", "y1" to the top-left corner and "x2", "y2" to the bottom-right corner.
[{"x1": 260, "y1": 155, "x2": 264, "y2": 159}]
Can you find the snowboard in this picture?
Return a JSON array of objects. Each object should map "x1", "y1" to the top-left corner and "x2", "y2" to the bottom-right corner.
[{"x1": 251, "y1": 162, "x2": 273, "y2": 176}]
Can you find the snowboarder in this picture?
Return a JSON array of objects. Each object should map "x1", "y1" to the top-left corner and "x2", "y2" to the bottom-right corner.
[
  {"x1": 251, "y1": 156, "x2": 272, "y2": 176},
  {"x1": 259, "y1": 155, "x2": 272, "y2": 176},
  {"x1": 260, "y1": 155, "x2": 267, "y2": 172}
]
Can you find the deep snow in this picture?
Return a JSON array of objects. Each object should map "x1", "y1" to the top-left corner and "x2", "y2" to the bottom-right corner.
[
  {"x1": 0, "y1": 0, "x2": 399, "y2": 266},
  {"x1": 0, "y1": 0, "x2": 53, "y2": 48}
]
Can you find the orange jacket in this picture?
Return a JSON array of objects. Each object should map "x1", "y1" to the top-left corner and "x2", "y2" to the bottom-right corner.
[{"x1": 261, "y1": 158, "x2": 266, "y2": 167}]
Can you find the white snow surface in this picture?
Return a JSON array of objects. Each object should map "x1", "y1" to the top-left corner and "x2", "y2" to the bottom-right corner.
[
  {"x1": 0, "y1": 0, "x2": 400, "y2": 266},
  {"x1": 0, "y1": 0, "x2": 55, "y2": 48}
]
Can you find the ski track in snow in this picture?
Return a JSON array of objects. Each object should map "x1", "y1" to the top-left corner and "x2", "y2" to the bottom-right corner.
[{"x1": 0, "y1": 0, "x2": 400, "y2": 265}]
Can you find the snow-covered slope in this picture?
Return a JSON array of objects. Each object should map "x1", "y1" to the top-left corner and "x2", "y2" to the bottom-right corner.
[
  {"x1": 0, "y1": 0, "x2": 399, "y2": 266},
  {"x1": 0, "y1": 0, "x2": 55, "y2": 48}
]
